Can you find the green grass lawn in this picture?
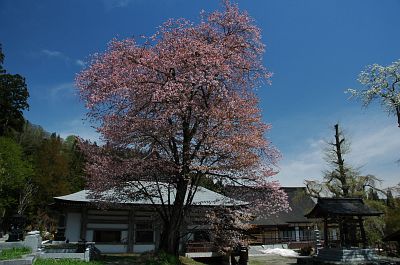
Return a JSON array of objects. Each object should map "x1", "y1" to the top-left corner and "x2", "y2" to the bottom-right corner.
[
  {"x1": 1, "y1": 250, "x2": 293, "y2": 265},
  {"x1": 0, "y1": 247, "x2": 31, "y2": 260},
  {"x1": 179, "y1": 256, "x2": 206, "y2": 265},
  {"x1": 34, "y1": 255, "x2": 296, "y2": 265},
  {"x1": 248, "y1": 255, "x2": 296, "y2": 265},
  {"x1": 35, "y1": 259, "x2": 104, "y2": 265},
  {"x1": 34, "y1": 255, "x2": 207, "y2": 265}
]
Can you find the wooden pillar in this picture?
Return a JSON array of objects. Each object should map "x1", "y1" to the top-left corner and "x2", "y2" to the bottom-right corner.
[
  {"x1": 324, "y1": 218, "x2": 328, "y2": 248},
  {"x1": 127, "y1": 209, "x2": 134, "y2": 252},
  {"x1": 343, "y1": 218, "x2": 349, "y2": 248},
  {"x1": 80, "y1": 207, "x2": 87, "y2": 240},
  {"x1": 339, "y1": 219, "x2": 344, "y2": 247},
  {"x1": 358, "y1": 216, "x2": 367, "y2": 249}
]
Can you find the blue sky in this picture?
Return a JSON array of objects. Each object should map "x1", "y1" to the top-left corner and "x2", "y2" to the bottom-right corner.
[{"x1": 1, "y1": 0, "x2": 399, "y2": 188}]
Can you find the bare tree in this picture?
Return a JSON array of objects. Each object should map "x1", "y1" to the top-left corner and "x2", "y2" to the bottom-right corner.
[
  {"x1": 305, "y1": 124, "x2": 383, "y2": 198},
  {"x1": 17, "y1": 181, "x2": 36, "y2": 215}
]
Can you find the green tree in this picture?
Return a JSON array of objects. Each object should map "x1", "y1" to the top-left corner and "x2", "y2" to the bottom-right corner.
[
  {"x1": 8, "y1": 123, "x2": 86, "y2": 229},
  {"x1": 385, "y1": 188, "x2": 400, "y2": 235},
  {"x1": 385, "y1": 206, "x2": 400, "y2": 235},
  {"x1": 363, "y1": 199, "x2": 387, "y2": 245},
  {"x1": 0, "y1": 137, "x2": 33, "y2": 222},
  {"x1": 0, "y1": 44, "x2": 29, "y2": 136},
  {"x1": 63, "y1": 135, "x2": 86, "y2": 191},
  {"x1": 386, "y1": 189, "x2": 395, "y2": 208},
  {"x1": 33, "y1": 134, "x2": 71, "y2": 208},
  {"x1": 13, "y1": 121, "x2": 49, "y2": 157}
]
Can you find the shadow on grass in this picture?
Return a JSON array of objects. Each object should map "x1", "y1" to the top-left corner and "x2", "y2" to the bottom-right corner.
[{"x1": 98, "y1": 254, "x2": 143, "y2": 265}]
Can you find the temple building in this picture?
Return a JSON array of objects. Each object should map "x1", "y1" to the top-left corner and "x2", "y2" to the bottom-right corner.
[
  {"x1": 305, "y1": 197, "x2": 383, "y2": 264},
  {"x1": 53, "y1": 183, "x2": 243, "y2": 256}
]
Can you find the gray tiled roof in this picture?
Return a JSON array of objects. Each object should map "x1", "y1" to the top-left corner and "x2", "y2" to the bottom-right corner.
[
  {"x1": 54, "y1": 181, "x2": 245, "y2": 207},
  {"x1": 305, "y1": 197, "x2": 383, "y2": 218},
  {"x1": 225, "y1": 186, "x2": 316, "y2": 226},
  {"x1": 251, "y1": 187, "x2": 316, "y2": 226}
]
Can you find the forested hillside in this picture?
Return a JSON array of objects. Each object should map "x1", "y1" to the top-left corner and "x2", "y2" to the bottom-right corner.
[
  {"x1": 0, "y1": 122, "x2": 86, "y2": 235},
  {"x1": 0, "y1": 44, "x2": 85, "y2": 235}
]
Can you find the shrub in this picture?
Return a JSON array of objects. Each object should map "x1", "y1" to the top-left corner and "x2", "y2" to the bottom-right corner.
[{"x1": 299, "y1": 246, "x2": 313, "y2": 256}]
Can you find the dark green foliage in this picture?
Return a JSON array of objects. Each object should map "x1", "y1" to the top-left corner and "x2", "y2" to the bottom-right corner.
[
  {"x1": 144, "y1": 252, "x2": 180, "y2": 265},
  {"x1": 0, "y1": 45, "x2": 4, "y2": 69},
  {"x1": 63, "y1": 135, "x2": 86, "y2": 191},
  {"x1": 364, "y1": 199, "x2": 387, "y2": 245},
  {"x1": 34, "y1": 133, "x2": 71, "y2": 204},
  {"x1": 386, "y1": 189, "x2": 395, "y2": 208},
  {"x1": 0, "y1": 44, "x2": 29, "y2": 136},
  {"x1": 367, "y1": 188, "x2": 379, "y2": 201},
  {"x1": 29, "y1": 133, "x2": 85, "y2": 233},
  {"x1": 31, "y1": 133, "x2": 86, "y2": 206},
  {"x1": 385, "y1": 197, "x2": 400, "y2": 235},
  {"x1": 0, "y1": 119, "x2": 86, "y2": 233},
  {"x1": 13, "y1": 121, "x2": 49, "y2": 157}
]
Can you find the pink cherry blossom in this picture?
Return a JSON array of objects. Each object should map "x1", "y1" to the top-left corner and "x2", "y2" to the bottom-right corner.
[{"x1": 76, "y1": 1, "x2": 288, "y2": 254}]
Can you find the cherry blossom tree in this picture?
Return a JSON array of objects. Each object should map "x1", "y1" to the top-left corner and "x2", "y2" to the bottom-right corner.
[
  {"x1": 77, "y1": 1, "x2": 288, "y2": 255},
  {"x1": 347, "y1": 59, "x2": 400, "y2": 127}
]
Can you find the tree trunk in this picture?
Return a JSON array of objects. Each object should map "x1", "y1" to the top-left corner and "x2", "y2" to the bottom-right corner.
[
  {"x1": 159, "y1": 110, "x2": 193, "y2": 255},
  {"x1": 158, "y1": 178, "x2": 188, "y2": 255},
  {"x1": 334, "y1": 124, "x2": 348, "y2": 196},
  {"x1": 159, "y1": 222, "x2": 181, "y2": 255}
]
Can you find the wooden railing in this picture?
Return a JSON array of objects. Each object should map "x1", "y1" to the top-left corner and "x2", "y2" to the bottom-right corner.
[
  {"x1": 248, "y1": 234, "x2": 315, "y2": 245},
  {"x1": 185, "y1": 242, "x2": 214, "y2": 253}
]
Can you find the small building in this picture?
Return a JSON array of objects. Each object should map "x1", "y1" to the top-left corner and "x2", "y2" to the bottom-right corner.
[
  {"x1": 305, "y1": 197, "x2": 383, "y2": 248},
  {"x1": 53, "y1": 183, "x2": 243, "y2": 255},
  {"x1": 305, "y1": 197, "x2": 383, "y2": 264}
]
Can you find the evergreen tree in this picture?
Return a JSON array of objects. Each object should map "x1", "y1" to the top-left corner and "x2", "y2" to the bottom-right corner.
[
  {"x1": 0, "y1": 44, "x2": 29, "y2": 136},
  {"x1": 386, "y1": 189, "x2": 395, "y2": 208},
  {"x1": 63, "y1": 135, "x2": 86, "y2": 191},
  {"x1": 33, "y1": 133, "x2": 71, "y2": 208}
]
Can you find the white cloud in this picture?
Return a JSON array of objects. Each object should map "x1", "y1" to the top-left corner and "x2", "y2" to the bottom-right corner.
[
  {"x1": 103, "y1": 0, "x2": 132, "y2": 10},
  {"x1": 75, "y1": 59, "x2": 85, "y2": 67},
  {"x1": 276, "y1": 139, "x2": 325, "y2": 187},
  {"x1": 41, "y1": 49, "x2": 64, "y2": 57},
  {"x1": 49, "y1": 82, "x2": 76, "y2": 98},
  {"x1": 349, "y1": 125, "x2": 400, "y2": 166},
  {"x1": 41, "y1": 49, "x2": 84, "y2": 67}
]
